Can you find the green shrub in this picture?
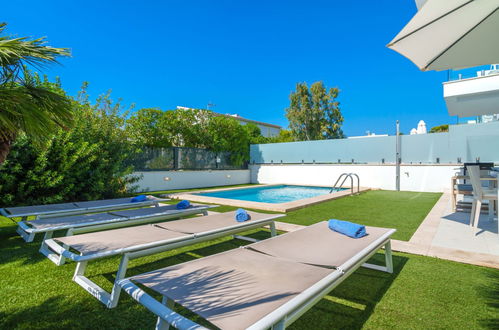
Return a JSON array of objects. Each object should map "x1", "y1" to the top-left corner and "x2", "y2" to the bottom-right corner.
[{"x1": 0, "y1": 82, "x2": 140, "y2": 206}]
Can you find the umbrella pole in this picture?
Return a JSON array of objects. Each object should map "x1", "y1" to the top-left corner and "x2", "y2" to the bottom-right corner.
[{"x1": 396, "y1": 120, "x2": 401, "y2": 191}]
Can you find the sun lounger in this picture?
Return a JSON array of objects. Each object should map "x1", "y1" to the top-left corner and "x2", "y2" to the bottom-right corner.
[
  {"x1": 0, "y1": 196, "x2": 168, "y2": 221},
  {"x1": 43, "y1": 210, "x2": 284, "y2": 308},
  {"x1": 18, "y1": 203, "x2": 207, "y2": 243},
  {"x1": 118, "y1": 221, "x2": 395, "y2": 330}
]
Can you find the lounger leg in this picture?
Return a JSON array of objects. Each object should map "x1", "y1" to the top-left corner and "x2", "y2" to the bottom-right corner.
[
  {"x1": 74, "y1": 260, "x2": 88, "y2": 279},
  {"x1": 362, "y1": 240, "x2": 393, "y2": 274},
  {"x1": 108, "y1": 254, "x2": 130, "y2": 309},
  {"x1": 16, "y1": 224, "x2": 35, "y2": 242},
  {"x1": 156, "y1": 297, "x2": 175, "y2": 330},
  {"x1": 384, "y1": 241, "x2": 393, "y2": 274},
  {"x1": 73, "y1": 260, "x2": 119, "y2": 308},
  {"x1": 271, "y1": 320, "x2": 285, "y2": 330},
  {"x1": 270, "y1": 221, "x2": 277, "y2": 237},
  {"x1": 39, "y1": 231, "x2": 65, "y2": 265}
]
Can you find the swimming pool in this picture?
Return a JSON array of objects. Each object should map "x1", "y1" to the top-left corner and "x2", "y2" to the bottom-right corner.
[
  {"x1": 171, "y1": 184, "x2": 366, "y2": 212},
  {"x1": 194, "y1": 185, "x2": 346, "y2": 204}
]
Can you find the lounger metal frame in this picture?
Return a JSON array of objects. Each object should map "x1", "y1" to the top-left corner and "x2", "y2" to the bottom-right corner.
[
  {"x1": 44, "y1": 214, "x2": 284, "y2": 309},
  {"x1": 40, "y1": 205, "x2": 216, "y2": 265},
  {"x1": 118, "y1": 228, "x2": 395, "y2": 330},
  {"x1": 1, "y1": 198, "x2": 168, "y2": 222},
  {"x1": 16, "y1": 203, "x2": 194, "y2": 244}
]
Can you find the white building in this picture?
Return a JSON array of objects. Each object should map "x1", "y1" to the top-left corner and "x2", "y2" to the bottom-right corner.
[
  {"x1": 409, "y1": 120, "x2": 427, "y2": 135},
  {"x1": 443, "y1": 64, "x2": 499, "y2": 121},
  {"x1": 177, "y1": 106, "x2": 282, "y2": 138}
]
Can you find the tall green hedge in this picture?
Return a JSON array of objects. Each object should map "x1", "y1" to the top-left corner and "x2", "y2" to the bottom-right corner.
[{"x1": 0, "y1": 81, "x2": 139, "y2": 207}]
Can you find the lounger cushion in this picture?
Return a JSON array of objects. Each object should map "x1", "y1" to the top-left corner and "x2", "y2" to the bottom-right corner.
[
  {"x1": 110, "y1": 204, "x2": 204, "y2": 219},
  {"x1": 53, "y1": 211, "x2": 275, "y2": 255},
  {"x1": 55, "y1": 224, "x2": 190, "y2": 255},
  {"x1": 249, "y1": 221, "x2": 392, "y2": 268},
  {"x1": 155, "y1": 211, "x2": 274, "y2": 234},
  {"x1": 29, "y1": 213, "x2": 123, "y2": 230},
  {"x1": 4, "y1": 203, "x2": 79, "y2": 216},
  {"x1": 27, "y1": 205, "x2": 207, "y2": 232},
  {"x1": 130, "y1": 248, "x2": 332, "y2": 330},
  {"x1": 74, "y1": 198, "x2": 138, "y2": 208}
]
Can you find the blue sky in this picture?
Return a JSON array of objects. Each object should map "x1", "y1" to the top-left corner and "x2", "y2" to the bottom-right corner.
[{"x1": 3, "y1": 0, "x2": 472, "y2": 136}]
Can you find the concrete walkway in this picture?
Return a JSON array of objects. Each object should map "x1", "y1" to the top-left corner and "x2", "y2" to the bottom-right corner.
[
  {"x1": 274, "y1": 193, "x2": 499, "y2": 269},
  {"x1": 393, "y1": 193, "x2": 499, "y2": 269}
]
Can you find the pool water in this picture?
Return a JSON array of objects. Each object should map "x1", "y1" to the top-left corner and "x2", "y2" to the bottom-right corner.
[{"x1": 195, "y1": 185, "x2": 346, "y2": 204}]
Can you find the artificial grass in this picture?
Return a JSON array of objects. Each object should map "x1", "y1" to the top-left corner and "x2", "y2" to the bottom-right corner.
[
  {"x1": 0, "y1": 218, "x2": 497, "y2": 329},
  {"x1": 0, "y1": 189, "x2": 490, "y2": 329},
  {"x1": 281, "y1": 190, "x2": 442, "y2": 241},
  {"x1": 155, "y1": 188, "x2": 441, "y2": 241}
]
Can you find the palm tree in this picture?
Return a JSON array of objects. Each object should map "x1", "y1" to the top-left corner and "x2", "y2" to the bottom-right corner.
[{"x1": 0, "y1": 22, "x2": 73, "y2": 164}]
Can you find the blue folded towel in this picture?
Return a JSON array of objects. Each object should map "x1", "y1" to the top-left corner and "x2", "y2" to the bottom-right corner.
[
  {"x1": 176, "y1": 200, "x2": 191, "y2": 210},
  {"x1": 131, "y1": 195, "x2": 148, "y2": 203},
  {"x1": 328, "y1": 219, "x2": 367, "y2": 238},
  {"x1": 235, "y1": 208, "x2": 251, "y2": 222}
]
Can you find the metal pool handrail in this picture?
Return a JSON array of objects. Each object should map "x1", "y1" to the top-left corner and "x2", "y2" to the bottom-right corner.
[{"x1": 331, "y1": 173, "x2": 360, "y2": 195}]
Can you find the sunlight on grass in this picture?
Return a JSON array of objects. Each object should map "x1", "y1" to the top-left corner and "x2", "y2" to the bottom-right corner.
[{"x1": 1, "y1": 189, "x2": 497, "y2": 329}]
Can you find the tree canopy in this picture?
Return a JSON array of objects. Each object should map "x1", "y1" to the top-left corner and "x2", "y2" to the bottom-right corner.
[
  {"x1": 429, "y1": 124, "x2": 449, "y2": 133},
  {"x1": 286, "y1": 81, "x2": 344, "y2": 141}
]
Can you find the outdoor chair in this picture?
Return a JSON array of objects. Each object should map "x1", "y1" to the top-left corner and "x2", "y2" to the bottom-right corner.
[
  {"x1": 16, "y1": 203, "x2": 210, "y2": 244},
  {"x1": 0, "y1": 196, "x2": 167, "y2": 222},
  {"x1": 43, "y1": 210, "x2": 284, "y2": 308},
  {"x1": 118, "y1": 221, "x2": 395, "y2": 329},
  {"x1": 467, "y1": 165, "x2": 497, "y2": 234}
]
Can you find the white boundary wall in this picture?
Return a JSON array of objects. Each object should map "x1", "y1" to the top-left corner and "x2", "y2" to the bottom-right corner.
[
  {"x1": 135, "y1": 170, "x2": 251, "y2": 192},
  {"x1": 250, "y1": 164, "x2": 459, "y2": 192}
]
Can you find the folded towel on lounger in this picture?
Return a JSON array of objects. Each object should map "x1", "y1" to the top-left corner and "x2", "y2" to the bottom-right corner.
[
  {"x1": 328, "y1": 219, "x2": 367, "y2": 238},
  {"x1": 235, "y1": 208, "x2": 251, "y2": 222},
  {"x1": 176, "y1": 200, "x2": 191, "y2": 209},
  {"x1": 131, "y1": 195, "x2": 148, "y2": 203}
]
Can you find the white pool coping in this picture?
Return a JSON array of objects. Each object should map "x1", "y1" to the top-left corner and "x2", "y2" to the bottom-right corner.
[{"x1": 168, "y1": 184, "x2": 370, "y2": 212}]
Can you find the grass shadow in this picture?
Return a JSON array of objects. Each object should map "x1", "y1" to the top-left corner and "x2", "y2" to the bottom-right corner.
[
  {"x1": 0, "y1": 295, "x2": 155, "y2": 330},
  {"x1": 479, "y1": 268, "x2": 499, "y2": 329},
  {"x1": 289, "y1": 253, "x2": 408, "y2": 329},
  {"x1": 0, "y1": 221, "x2": 48, "y2": 266}
]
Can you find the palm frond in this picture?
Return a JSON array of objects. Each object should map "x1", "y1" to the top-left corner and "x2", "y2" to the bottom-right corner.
[
  {"x1": 0, "y1": 22, "x2": 70, "y2": 83},
  {"x1": 0, "y1": 82, "x2": 73, "y2": 142}
]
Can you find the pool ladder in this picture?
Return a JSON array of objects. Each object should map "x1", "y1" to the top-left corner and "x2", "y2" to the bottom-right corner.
[{"x1": 331, "y1": 173, "x2": 360, "y2": 195}]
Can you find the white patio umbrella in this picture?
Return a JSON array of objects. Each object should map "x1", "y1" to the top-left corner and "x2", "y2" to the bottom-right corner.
[{"x1": 387, "y1": 0, "x2": 499, "y2": 71}]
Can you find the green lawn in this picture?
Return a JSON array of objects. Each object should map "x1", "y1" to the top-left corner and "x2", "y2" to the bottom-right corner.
[
  {"x1": 281, "y1": 190, "x2": 442, "y2": 241},
  {"x1": 154, "y1": 187, "x2": 441, "y2": 241},
  {"x1": 1, "y1": 189, "x2": 497, "y2": 329}
]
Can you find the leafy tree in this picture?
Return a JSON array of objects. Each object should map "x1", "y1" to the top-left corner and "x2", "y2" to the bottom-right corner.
[
  {"x1": 286, "y1": 81, "x2": 344, "y2": 141},
  {"x1": 126, "y1": 108, "x2": 172, "y2": 148},
  {"x1": 243, "y1": 123, "x2": 269, "y2": 144},
  {"x1": 0, "y1": 22, "x2": 72, "y2": 164},
  {"x1": 429, "y1": 124, "x2": 449, "y2": 133},
  {"x1": 206, "y1": 116, "x2": 250, "y2": 165},
  {"x1": 266, "y1": 129, "x2": 295, "y2": 143},
  {"x1": 165, "y1": 108, "x2": 212, "y2": 148}
]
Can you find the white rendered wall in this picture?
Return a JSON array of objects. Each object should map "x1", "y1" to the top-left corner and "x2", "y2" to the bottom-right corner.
[
  {"x1": 135, "y1": 170, "x2": 251, "y2": 192},
  {"x1": 250, "y1": 164, "x2": 458, "y2": 192}
]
